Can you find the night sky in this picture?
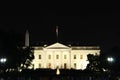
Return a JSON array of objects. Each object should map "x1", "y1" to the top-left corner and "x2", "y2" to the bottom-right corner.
[{"x1": 0, "y1": 11, "x2": 120, "y2": 51}]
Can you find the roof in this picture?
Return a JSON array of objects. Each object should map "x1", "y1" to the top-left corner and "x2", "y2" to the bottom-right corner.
[
  {"x1": 33, "y1": 42, "x2": 100, "y2": 50},
  {"x1": 45, "y1": 42, "x2": 70, "y2": 49}
]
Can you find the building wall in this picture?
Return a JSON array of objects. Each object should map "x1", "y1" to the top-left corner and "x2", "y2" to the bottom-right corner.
[
  {"x1": 32, "y1": 50, "x2": 44, "y2": 69},
  {"x1": 70, "y1": 50, "x2": 100, "y2": 70},
  {"x1": 31, "y1": 43, "x2": 100, "y2": 70},
  {"x1": 44, "y1": 48, "x2": 71, "y2": 69}
]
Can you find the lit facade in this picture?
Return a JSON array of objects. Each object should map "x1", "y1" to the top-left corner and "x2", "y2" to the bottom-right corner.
[{"x1": 31, "y1": 42, "x2": 100, "y2": 70}]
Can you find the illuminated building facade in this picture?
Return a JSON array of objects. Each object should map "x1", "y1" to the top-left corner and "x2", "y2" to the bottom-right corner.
[
  {"x1": 31, "y1": 42, "x2": 100, "y2": 70},
  {"x1": 25, "y1": 30, "x2": 100, "y2": 70}
]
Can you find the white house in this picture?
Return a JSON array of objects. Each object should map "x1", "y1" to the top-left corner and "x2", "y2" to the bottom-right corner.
[
  {"x1": 31, "y1": 42, "x2": 100, "y2": 70},
  {"x1": 25, "y1": 30, "x2": 100, "y2": 70}
]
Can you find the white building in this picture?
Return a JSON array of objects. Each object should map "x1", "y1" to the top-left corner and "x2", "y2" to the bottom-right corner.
[
  {"x1": 25, "y1": 30, "x2": 100, "y2": 70},
  {"x1": 31, "y1": 42, "x2": 100, "y2": 70}
]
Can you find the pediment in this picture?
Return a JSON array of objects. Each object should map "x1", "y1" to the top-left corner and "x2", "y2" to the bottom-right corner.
[{"x1": 45, "y1": 42, "x2": 70, "y2": 49}]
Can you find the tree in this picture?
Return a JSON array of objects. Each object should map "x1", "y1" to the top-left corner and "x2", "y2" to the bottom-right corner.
[
  {"x1": 86, "y1": 46, "x2": 120, "y2": 73},
  {"x1": 0, "y1": 30, "x2": 34, "y2": 72},
  {"x1": 86, "y1": 54, "x2": 102, "y2": 71},
  {"x1": 19, "y1": 46, "x2": 34, "y2": 69}
]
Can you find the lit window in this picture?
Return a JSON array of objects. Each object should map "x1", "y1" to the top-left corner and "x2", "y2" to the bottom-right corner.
[
  {"x1": 39, "y1": 55, "x2": 41, "y2": 59},
  {"x1": 95, "y1": 53, "x2": 97, "y2": 55},
  {"x1": 48, "y1": 63, "x2": 51, "y2": 68},
  {"x1": 48, "y1": 55, "x2": 51, "y2": 59},
  {"x1": 56, "y1": 55, "x2": 59, "y2": 59},
  {"x1": 80, "y1": 55, "x2": 83, "y2": 59},
  {"x1": 64, "y1": 63, "x2": 67, "y2": 69},
  {"x1": 74, "y1": 63, "x2": 76, "y2": 69},
  {"x1": 64, "y1": 55, "x2": 67, "y2": 59},
  {"x1": 39, "y1": 63, "x2": 41, "y2": 68},
  {"x1": 74, "y1": 55, "x2": 76, "y2": 59}
]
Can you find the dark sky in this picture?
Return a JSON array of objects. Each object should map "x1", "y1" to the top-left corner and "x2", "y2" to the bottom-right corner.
[{"x1": 0, "y1": 11, "x2": 120, "y2": 51}]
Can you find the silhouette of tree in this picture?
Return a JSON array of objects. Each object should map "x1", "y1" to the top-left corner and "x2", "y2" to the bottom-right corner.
[
  {"x1": 0, "y1": 31, "x2": 34, "y2": 72},
  {"x1": 86, "y1": 54, "x2": 102, "y2": 72},
  {"x1": 86, "y1": 46, "x2": 120, "y2": 73}
]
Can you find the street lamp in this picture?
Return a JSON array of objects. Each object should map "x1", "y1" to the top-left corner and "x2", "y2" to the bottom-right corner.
[
  {"x1": 107, "y1": 57, "x2": 115, "y2": 79},
  {"x1": 0, "y1": 58, "x2": 7, "y2": 63},
  {"x1": 107, "y1": 57, "x2": 114, "y2": 63}
]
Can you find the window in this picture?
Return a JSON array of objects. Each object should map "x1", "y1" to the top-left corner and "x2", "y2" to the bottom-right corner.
[
  {"x1": 32, "y1": 64, "x2": 34, "y2": 68},
  {"x1": 48, "y1": 63, "x2": 51, "y2": 68},
  {"x1": 64, "y1": 63, "x2": 67, "y2": 69},
  {"x1": 39, "y1": 63, "x2": 41, "y2": 68},
  {"x1": 64, "y1": 55, "x2": 67, "y2": 59},
  {"x1": 74, "y1": 55, "x2": 76, "y2": 59},
  {"x1": 56, "y1": 55, "x2": 59, "y2": 59},
  {"x1": 39, "y1": 55, "x2": 41, "y2": 59},
  {"x1": 74, "y1": 63, "x2": 76, "y2": 69},
  {"x1": 48, "y1": 55, "x2": 51, "y2": 59},
  {"x1": 95, "y1": 53, "x2": 97, "y2": 55},
  {"x1": 80, "y1": 55, "x2": 83, "y2": 59}
]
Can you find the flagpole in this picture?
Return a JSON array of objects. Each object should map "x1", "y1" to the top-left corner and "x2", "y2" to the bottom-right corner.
[{"x1": 56, "y1": 26, "x2": 58, "y2": 42}]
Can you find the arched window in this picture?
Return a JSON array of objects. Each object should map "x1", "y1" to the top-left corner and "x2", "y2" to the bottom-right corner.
[
  {"x1": 39, "y1": 55, "x2": 41, "y2": 59},
  {"x1": 56, "y1": 55, "x2": 59, "y2": 59},
  {"x1": 74, "y1": 63, "x2": 76, "y2": 69},
  {"x1": 80, "y1": 55, "x2": 83, "y2": 59},
  {"x1": 48, "y1": 55, "x2": 51, "y2": 59},
  {"x1": 74, "y1": 55, "x2": 76, "y2": 59},
  {"x1": 39, "y1": 63, "x2": 41, "y2": 68},
  {"x1": 64, "y1": 55, "x2": 67, "y2": 59},
  {"x1": 64, "y1": 63, "x2": 67, "y2": 69},
  {"x1": 48, "y1": 63, "x2": 51, "y2": 68}
]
